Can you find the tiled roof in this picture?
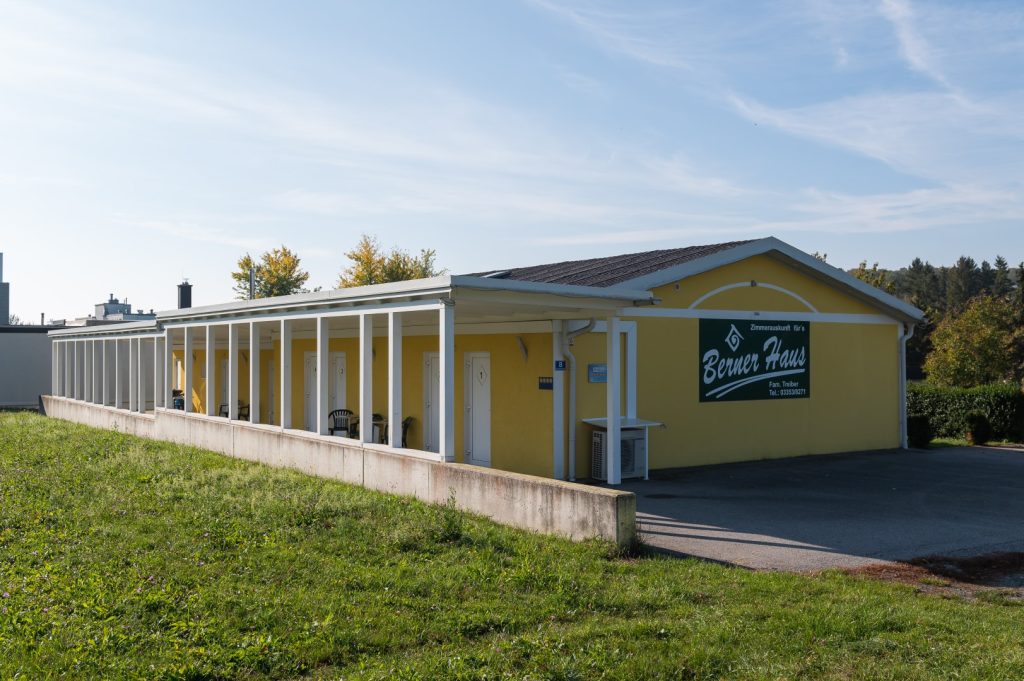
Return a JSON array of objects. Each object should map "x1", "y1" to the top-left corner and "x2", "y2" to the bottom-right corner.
[{"x1": 469, "y1": 240, "x2": 753, "y2": 288}]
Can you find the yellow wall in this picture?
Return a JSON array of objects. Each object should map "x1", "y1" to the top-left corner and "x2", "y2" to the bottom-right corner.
[
  {"x1": 569, "y1": 254, "x2": 902, "y2": 475},
  {"x1": 174, "y1": 332, "x2": 556, "y2": 477}
]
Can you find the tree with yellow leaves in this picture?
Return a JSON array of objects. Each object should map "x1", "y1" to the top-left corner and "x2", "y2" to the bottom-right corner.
[
  {"x1": 337, "y1": 234, "x2": 442, "y2": 288},
  {"x1": 231, "y1": 245, "x2": 311, "y2": 299}
]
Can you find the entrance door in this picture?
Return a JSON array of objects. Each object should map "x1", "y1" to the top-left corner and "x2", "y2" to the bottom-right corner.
[
  {"x1": 304, "y1": 351, "x2": 347, "y2": 431},
  {"x1": 423, "y1": 352, "x2": 440, "y2": 453},
  {"x1": 267, "y1": 360, "x2": 276, "y2": 425},
  {"x1": 464, "y1": 352, "x2": 491, "y2": 467},
  {"x1": 220, "y1": 358, "x2": 228, "y2": 414},
  {"x1": 303, "y1": 352, "x2": 316, "y2": 431},
  {"x1": 328, "y1": 352, "x2": 346, "y2": 412}
]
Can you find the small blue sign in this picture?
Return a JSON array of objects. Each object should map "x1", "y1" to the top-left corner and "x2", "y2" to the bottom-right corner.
[
  {"x1": 538, "y1": 376, "x2": 554, "y2": 390},
  {"x1": 554, "y1": 360, "x2": 566, "y2": 371},
  {"x1": 587, "y1": 363, "x2": 607, "y2": 384}
]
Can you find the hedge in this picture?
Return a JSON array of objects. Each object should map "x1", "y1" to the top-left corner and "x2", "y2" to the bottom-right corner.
[{"x1": 907, "y1": 382, "x2": 1024, "y2": 441}]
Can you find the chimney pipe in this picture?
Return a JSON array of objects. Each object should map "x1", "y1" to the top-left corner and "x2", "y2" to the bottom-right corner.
[{"x1": 178, "y1": 280, "x2": 192, "y2": 309}]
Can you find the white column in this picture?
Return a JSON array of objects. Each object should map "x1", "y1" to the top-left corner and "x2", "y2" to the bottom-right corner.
[
  {"x1": 83, "y1": 340, "x2": 92, "y2": 403},
  {"x1": 102, "y1": 339, "x2": 110, "y2": 406},
  {"x1": 138, "y1": 338, "x2": 146, "y2": 412},
  {"x1": 552, "y1": 321, "x2": 565, "y2": 479},
  {"x1": 73, "y1": 341, "x2": 80, "y2": 400},
  {"x1": 249, "y1": 322, "x2": 260, "y2": 424},
  {"x1": 228, "y1": 324, "x2": 239, "y2": 420},
  {"x1": 114, "y1": 340, "x2": 122, "y2": 408},
  {"x1": 205, "y1": 326, "x2": 216, "y2": 416},
  {"x1": 606, "y1": 316, "x2": 622, "y2": 485},
  {"x1": 93, "y1": 340, "x2": 101, "y2": 403},
  {"x1": 626, "y1": 324, "x2": 638, "y2": 419},
  {"x1": 154, "y1": 336, "x2": 163, "y2": 409},
  {"x1": 164, "y1": 332, "x2": 173, "y2": 408},
  {"x1": 439, "y1": 302, "x2": 455, "y2": 461},
  {"x1": 280, "y1": 319, "x2": 292, "y2": 429},
  {"x1": 388, "y1": 311, "x2": 403, "y2": 447},
  {"x1": 316, "y1": 316, "x2": 329, "y2": 435},
  {"x1": 51, "y1": 341, "x2": 59, "y2": 396},
  {"x1": 129, "y1": 338, "x2": 139, "y2": 412},
  {"x1": 359, "y1": 313, "x2": 374, "y2": 443},
  {"x1": 64, "y1": 342, "x2": 71, "y2": 397},
  {"x1": 184, "y1": 327, "x2": 194, "y2": 413}
]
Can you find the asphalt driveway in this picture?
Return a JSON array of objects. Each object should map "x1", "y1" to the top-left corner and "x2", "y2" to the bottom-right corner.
[{"x1": 620, "y1": 447, "x2": 1024, "y2": 572}]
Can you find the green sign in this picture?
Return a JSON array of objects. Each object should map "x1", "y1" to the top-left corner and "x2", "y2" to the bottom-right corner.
[{"x1": 699, "y1": 319, "x2": 810, "y2": 402}]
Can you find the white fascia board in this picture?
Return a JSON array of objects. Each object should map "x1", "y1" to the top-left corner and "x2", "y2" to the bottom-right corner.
[
  {"x1": 156, "y1": 276, "x2": 456, "y2": 323},
  {"x1": 49, "y1": 320, "x2": 160, "y2": 339},
  {"x1": 450, "y1": 275, "x2": 654, "y2": 303},
  {"x1": 617, "y1": 236, "x2": 924, "y2": 323}
]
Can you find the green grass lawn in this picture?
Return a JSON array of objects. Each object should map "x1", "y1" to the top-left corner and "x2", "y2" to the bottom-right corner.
[{"x1": 2, "y1": 412, "x2": 1023, "y2": 680}]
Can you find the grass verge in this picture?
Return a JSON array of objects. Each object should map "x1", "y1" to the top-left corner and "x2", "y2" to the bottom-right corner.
[{"x1": 2, "y1": 412, "x2": 1023, "y2": 679}]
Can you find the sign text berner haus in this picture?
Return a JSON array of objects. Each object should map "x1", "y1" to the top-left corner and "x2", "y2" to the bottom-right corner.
[{"x1": 699, "y1": 319, "x2": 810, "y2": 402}]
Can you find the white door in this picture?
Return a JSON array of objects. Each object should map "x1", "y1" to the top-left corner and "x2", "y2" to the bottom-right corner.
[
  {"x1": 220, "y1": 358, "x2": 228, "y2": 413},
  {"x1": 303, "y1": 352, "x2": 316, "y2": 431},
  {"x1": 464, "y1": 352, "x2": 491, "y2": 467},
  {"x1": 329, "y1": 352, "x2": 346, "y2": 411},
  {"x1": 267, "y1": 360, "x2": 276, "y2": 425},
  {"x1": 423, "y1": 352, "x2": 440, "y2": 453}
]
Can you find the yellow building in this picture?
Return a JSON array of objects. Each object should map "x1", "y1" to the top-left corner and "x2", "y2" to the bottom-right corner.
[{"x1": 49, "y1": 237, "x2": 923, "y2": 486}]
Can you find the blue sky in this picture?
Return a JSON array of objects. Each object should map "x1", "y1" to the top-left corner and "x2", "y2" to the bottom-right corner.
[{"x1": 1, "y1": 0, "x2": 1022, "y2": 321}]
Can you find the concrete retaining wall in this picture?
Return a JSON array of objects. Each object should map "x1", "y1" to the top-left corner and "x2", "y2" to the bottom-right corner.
[{"x1": 42, "y1": 396, "x2": 636, "y2": 547}]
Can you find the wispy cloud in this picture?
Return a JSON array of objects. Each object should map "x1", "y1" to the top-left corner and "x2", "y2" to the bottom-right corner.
[{"x1": 878, "y1": 0, "x2": 951, "y2": 88}]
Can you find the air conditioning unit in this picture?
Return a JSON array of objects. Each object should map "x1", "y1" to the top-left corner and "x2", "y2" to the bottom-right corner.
[{"x1": 591, "y1": 429, "x2": 646, "y2": 481}]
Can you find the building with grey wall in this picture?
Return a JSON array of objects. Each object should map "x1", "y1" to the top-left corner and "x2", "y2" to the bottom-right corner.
[
  {"x1": 0, "y1": 253, "x2": 10, "y2": 325},
  {"x1": 0, "y1": 325, "x2": 61, "y2": 409}
]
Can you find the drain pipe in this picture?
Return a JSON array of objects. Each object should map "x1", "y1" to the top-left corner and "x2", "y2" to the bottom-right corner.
[
  {"x1": 563, "y1": 319, "x2": 596, "y2": 481},
  {"x1": 898, "y1": 321, "x2": 916, "y2": 449}
]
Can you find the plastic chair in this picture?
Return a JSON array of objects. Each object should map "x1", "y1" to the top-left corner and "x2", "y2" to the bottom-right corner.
[{"x1": 328, "y1": 409, "x2": 354, "y2": 437}]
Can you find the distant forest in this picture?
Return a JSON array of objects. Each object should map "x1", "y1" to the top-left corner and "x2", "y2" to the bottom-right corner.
[{"x1": 844, "y1": 256, "x2": 1023, "y2": 382}]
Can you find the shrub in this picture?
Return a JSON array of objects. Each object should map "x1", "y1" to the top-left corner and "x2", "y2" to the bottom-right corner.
[
  {"x1": 907, "y1": 382, "x2": 1024, "y2": 441},
  {"x1": 906, "y1": 415, "x2": 932, "y2": 448},
  {"x1": 965, "y1": 411, "x2": 992, "y2": 445}
]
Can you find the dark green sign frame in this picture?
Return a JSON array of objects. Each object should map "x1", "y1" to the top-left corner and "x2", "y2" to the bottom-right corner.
[{"x1": 699, "y1": 319, "x2": 810, "y2": 402}]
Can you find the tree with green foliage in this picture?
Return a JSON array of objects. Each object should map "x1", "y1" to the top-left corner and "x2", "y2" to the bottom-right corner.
[
  {"x1": 337, "y1": 234, "x2": 442, "y2": 288},
  {"x1": 231, "y1": 245, "x2": 311, "y2": 299},
  {"x1": 924, "y1": 295, "x2": 1018, "y2": 388},
  {"x1": 993, "y1": 256, "x2": 1013, "y2": 298},
  {"x1": 850, "y1": 261, "x2": 895, "y2": 294},
  {"x1": 945, "y1": 256, "x2": 980, "y2": 313}
]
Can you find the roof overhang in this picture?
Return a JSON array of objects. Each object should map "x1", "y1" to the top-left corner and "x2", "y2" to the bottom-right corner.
[
  {"x1": 49, "y1": 275, "x2": 655, "y2": 338},
  {"x1": 617, "y1": 237, "x2": 925, "y2": 324}
]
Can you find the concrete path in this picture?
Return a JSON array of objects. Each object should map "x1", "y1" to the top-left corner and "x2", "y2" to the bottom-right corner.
[{"x1": 620, "y1": 447, "x2": 1024, "y2": 572}]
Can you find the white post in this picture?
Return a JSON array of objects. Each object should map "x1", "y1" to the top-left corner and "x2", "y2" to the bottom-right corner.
[
  {"x1": 84, "y1": 340, "x2": 92, "y2": 403},
  {"x1": 51, "y1": 341, "x2": 59, "y2": 396},
  {"x1": 93, "y1": 340, "x2": 101, "y2": 403},
  {"x1": 102, "y1": 339, "x2": 110, "y2": 406},
  {"x1": 359, "y1": 314, "x2": 374, "y2": 443},
  {"x1": 73, "y1": 341, "x2": 80, "y2": 400},
  {"x1": 137, "y1": 338, "x2": 145, "y2": 412},
  {"x1": 129, "y1": 338, "x2": 139, "y2": 412},
  {"x1": 152, "y1": 338, "x2": 160, "y2": 409},
  {"x1": 205, "y1": 326, "x2": 216, "y2": 416},
  {"x1": 164, "y1": 332, "x2": 173, "y2": 408},
  {"x1": 280, "y1": 319, "x2": 292, "y2": 429},
  {"x1": 249, "y1": 322, "x2": 260, "y2": 424},
  {"x1": 606, "y1": 316, "x2": 622, "y2": 485},
  {"x1": 184, "y1": 328, "x2": 194, "y2": 413},
  {"x1": 316, "y1": 316, "x2": 329, "y2": 435},
  {"x1": 114, "y1": 340, "x2": 122, "y2": 408},
  {"x1": 552, "y1": 321, "x2": 565, "y2": 479},
  {"x1": 228, "y1": 324, "x2": 239, "y2": 420},
  {"x1": 65, "y1": 342, "x2": 72, "y2": 398},
  {"x1": 626, "y1": 324, "x2": 637, "y2": 420},
  {"x1": 388, "y1": 311, "x2": 403, "y2": 447},
  {"x1": 439, "y1": 302, "x2": 455, "y2": 461}
]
